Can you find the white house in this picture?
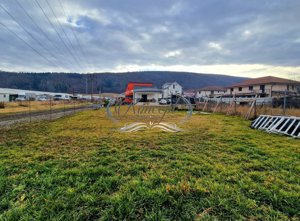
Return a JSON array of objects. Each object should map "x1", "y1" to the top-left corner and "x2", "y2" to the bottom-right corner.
[
  {"x1": 133, "y1": 88, "x2": 163, "y2": 105},
  {"x1": 196, "y1": 86, "x2": 226, "y2": 98},
  {"x1": 162, "y1": 82, "x2": 182, "y2": 98}
]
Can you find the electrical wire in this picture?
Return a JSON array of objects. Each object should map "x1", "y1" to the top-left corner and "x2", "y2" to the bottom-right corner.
[
  {"x1": 45, "y1": 0, "x2": 84, "y2": 70},
  {"x1": 58, "y1": 0, "x2": 88, "y2": 70},
  {"x1": 0, "y1": 21, "x2": 58, "y2": 67},
  {"x1": 34, "y1": 0, "x2": 82, "y2": 70},
  {"x1": 0, "y1": 3, "x2": 62, "y2": 68},
  {"x1": 14, "y1": 0, "x2": 71, "y2": 65}
]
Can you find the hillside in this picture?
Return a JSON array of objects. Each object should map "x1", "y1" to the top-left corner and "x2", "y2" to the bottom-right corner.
[{"x1": 0, "y1": 71, "x2": 247, "y2": 93}]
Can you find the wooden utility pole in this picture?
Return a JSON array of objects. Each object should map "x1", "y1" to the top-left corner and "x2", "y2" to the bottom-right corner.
[
  {"x1": 246, "y1": 94, "x2": 258, "y2": 119},
  {"x1": 88, "y1": 74, "x2": 94, "y2": 102},
  {"x1": 283, "y1": 90, "x2": 287, "y2": 115},
  {"x1": 85, "y1": 76, "x2": 88, "y2": 94},
  {"x1": 234, "y1": 95, "x2": 237, "y2": 115},
  {"x1": 254, "y1": 100, "x2": 257, "y2": 118},
  {"x1": 91, "y1": 76, "x2": 93, "y2": 102},
  {"x1": 28, "y1": 98, "x2": 31, "y2": 123},
  {"x1": 213, "y1": 95, "x2": 223, "y2": 113},
  {"x1": 72, "y1": 87, "x2": 76, "y2": 113},
  {"x1": 63, "y1": 100, "x2": 66, "y2": 116},
  {"x1": 49, "y1": 96, "x2": 52, "y2": 120},
  {"x1": 203, "y1": 100, "x2": 208, "y2": 112}
]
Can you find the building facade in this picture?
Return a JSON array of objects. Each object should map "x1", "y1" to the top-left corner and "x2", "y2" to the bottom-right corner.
[
  {"x1": 196, "y1": 86, "x2": 226, "y2": 98},
  {"x1": 133, "y1": 88, "x2": 162, "y2": 105},
  {"x1": 183, "y1": 89, "x2": 197, "y2": 98},
  {"x1": 0, "y1": 93, "x2": 10, "y2": 102},
  {"x1": 226, "y1": 76, "x2": 300, "y2": 97},
  {"x1": 162, "y1": 82, "x2": 182, "y2": 98},
  {"x1": 0, "y1": 88, "x2": 73, "y2": 102}
]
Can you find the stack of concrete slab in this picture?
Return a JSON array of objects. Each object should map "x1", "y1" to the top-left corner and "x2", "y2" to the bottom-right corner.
[{"x1": 251, "y1": 115, "x2": 300, "y2": 138}]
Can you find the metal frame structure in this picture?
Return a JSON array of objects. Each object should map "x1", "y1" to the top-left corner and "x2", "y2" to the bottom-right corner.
[{"x1": 251, "y1": 115, "x2": 300, "y2": 138}]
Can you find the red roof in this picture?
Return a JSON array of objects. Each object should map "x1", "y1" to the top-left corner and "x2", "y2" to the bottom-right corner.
[
  {"x1": 229, "y1": 76, "x2": 300, "y2": 88},
  {"x1": 199, "y1": 86, "x2": 226, "y2": 91}
]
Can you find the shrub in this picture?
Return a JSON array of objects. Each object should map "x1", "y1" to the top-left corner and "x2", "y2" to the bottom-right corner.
[{"x1": 0, "y1": 102, "x2": 5, "y2": 109}]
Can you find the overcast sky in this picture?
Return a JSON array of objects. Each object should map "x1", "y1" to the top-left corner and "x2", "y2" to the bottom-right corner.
[{"x1": 0, "y1": 0, "x2": 300, "y2": 79}]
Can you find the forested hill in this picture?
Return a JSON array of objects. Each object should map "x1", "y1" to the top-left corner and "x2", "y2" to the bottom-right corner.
[{"x1": 0, "y1": 71, "x2": 247, "y2": 93}]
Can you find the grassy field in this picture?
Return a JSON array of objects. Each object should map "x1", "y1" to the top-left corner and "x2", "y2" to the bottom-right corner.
[{"x1": 0, "y1": 110, "x2": 299, "y2": 220}]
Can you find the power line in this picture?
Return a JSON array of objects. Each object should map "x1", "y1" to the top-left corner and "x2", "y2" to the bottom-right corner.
[
  {"x1": 34, "y1": 0, "x2": 82, "y2": 71},
  {"x1": 58, "y1": 0, "x2": 88, "y2": 69},
  {"x1": 0, "y1": 3, "x2": 62, "y2": 68},
  {"x1": 0, "y1": 21, "x2": 58, "y2": 67},
  {"x1": 45, "y1": 0, "x2": 84, "y2": 71},
  {"x1": 47, "y1": 0, "x2": 81, "y2": 59},
  {"x1": 14, "y1": 0, "x2": 70, "y2": 66}
]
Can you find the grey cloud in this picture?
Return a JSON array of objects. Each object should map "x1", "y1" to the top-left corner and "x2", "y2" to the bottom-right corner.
[{"x1": 0, "y1": 0, "x2": 299, "y2": 73}]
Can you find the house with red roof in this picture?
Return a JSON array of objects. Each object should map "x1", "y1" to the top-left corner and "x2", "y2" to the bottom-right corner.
[{"x1": 225, "y1": 76, "x2": 300, "y2": 98}]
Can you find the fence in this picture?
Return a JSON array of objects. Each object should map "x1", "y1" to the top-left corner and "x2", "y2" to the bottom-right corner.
[
  {"x1": 195, "y1": 96, "x2": 300, "y2": 119},
  {"x1": 0, "y1": 99, "x2": 99, "y2": 127}
]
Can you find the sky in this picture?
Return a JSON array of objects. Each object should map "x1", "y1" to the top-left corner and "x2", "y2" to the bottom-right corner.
[{"x1": 0, "y1": 0, "x2": 300, "y2": 80}]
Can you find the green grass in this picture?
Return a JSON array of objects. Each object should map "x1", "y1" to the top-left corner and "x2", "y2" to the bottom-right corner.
[{"x1": 0, "y1": 110, "x2": 299, "y2": 220}]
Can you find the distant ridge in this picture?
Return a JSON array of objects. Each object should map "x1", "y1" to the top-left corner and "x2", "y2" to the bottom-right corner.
[{"x1": 0, "y1": 71, "x2": 248, "y2": 93}]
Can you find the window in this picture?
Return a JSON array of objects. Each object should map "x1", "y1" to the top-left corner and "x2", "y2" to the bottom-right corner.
[
  {"x1": 292, "y1": 85, "x2": 295, "y2": 90},
  {"x1": 238, "y1": 87, "x2": 242, "y2": 91},
  {"x1": 230, "y1": 88, "x2": 233, "y2": 92},
  {"x1": 173, "y1": 84, "x2": 175, "y2": 89},
  {"x1": 3, "y1": 95, "x2": 6, "y2": 98},
  {"x1": 287, "y1": 85, "x2": 290, "y2": 90},
  {"x1": 249, "y1": 86, "x2": 253, "y2": 91}
]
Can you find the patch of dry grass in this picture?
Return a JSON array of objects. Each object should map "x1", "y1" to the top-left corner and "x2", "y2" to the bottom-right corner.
[
  {"x1": 196, "y1": 102, "x2": 300, "y2": 118},
  {"x1": 0, "y1": 100, "x2": 90, "y2": 115}
]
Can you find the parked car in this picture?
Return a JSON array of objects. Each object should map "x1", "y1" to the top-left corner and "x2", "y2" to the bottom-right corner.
[
  {"x1": 53, "y1": 95, "x2": 63, "y2": 100},
  {"x1": 53, "y1": 94, "x2": 70, "y2": 100},
  {"x1": 159, "y1": 99, "x2": 168, "y2": 105},
  {"x1": 15, "y1": 95, "x2": 27, "y2": 101},
  {"x1": 37, "y1": 96, "x2": 48, "y2": 101}
]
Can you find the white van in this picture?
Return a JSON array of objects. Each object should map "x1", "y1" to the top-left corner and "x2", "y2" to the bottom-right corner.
[
  {"x1": 53, "y1": 94, "x2": 70, "y2": 100},
  {"x1": 15, "y1": 94, "x2": 27, "y2": 101}
]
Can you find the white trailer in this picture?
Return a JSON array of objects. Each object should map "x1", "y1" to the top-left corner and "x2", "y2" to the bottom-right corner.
[{"x1": 0, "y1": 93, "x2": 10, "y2": 102}]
